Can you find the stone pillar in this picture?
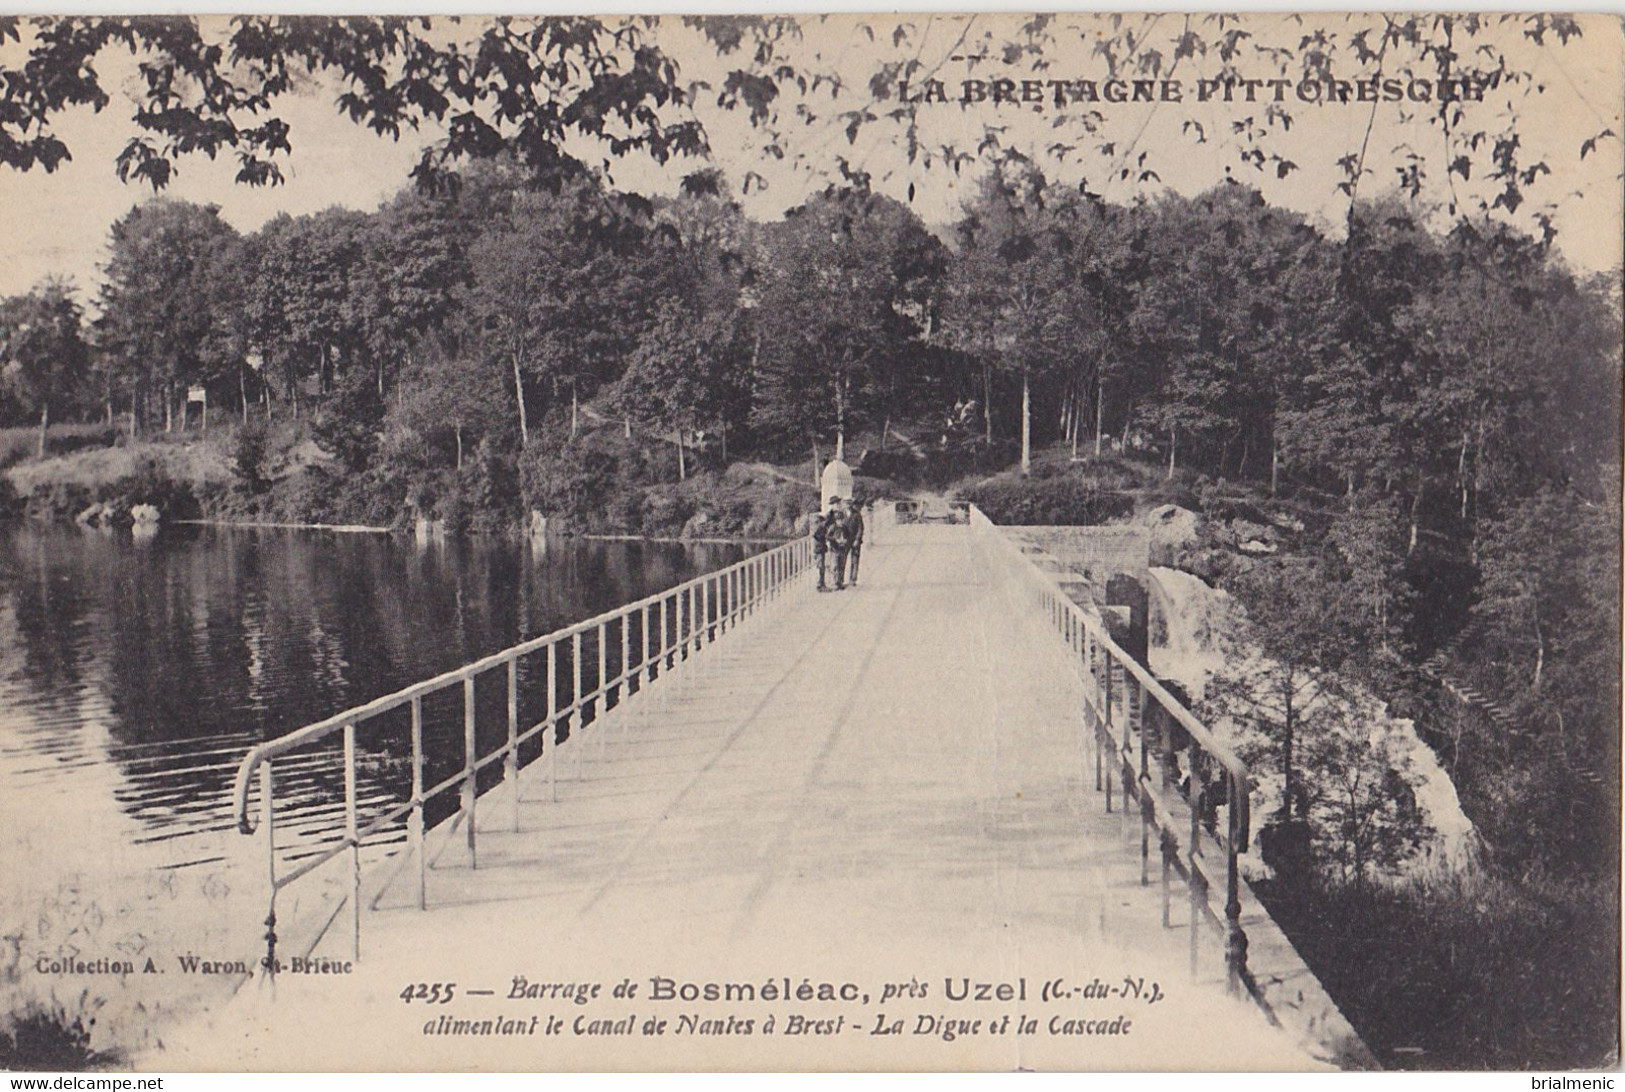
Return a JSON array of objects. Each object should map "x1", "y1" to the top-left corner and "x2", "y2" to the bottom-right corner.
[{"x1": 1104, "y1": 573, "x2": 1149, "y2": 667}]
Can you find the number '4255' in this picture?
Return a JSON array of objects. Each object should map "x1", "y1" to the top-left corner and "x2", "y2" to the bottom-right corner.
[{"x1": 400, "y1": 982, "x2": 456, "y2": 1004}]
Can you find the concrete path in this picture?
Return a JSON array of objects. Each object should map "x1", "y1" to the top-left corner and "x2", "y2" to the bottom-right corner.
[{"x1": 155, "y1": 525, "x2": 1315, "y2": 1071}]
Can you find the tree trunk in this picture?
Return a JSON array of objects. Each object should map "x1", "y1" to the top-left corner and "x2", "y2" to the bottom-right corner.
[
  {"x1": 677, "y1": 430, "x2": 687, "y2": 482},
  {"x1": 1166, "y1": 424, "x2": 1177, "y2": 479},
  {"x1": 511, "y1": 352, "x2": 529, "y2": 447},
  {"x1": 164, "y1": 385, "x2": 173, "y2": 433},
  {"x1": 240, "y1": 366, "x2": 249, "y2": 424},
  {"x1": 1282, "y1": 674, "x2": 1297, "y2": 820},
  {"x1": 982, "y1": 364, "x2": 993, "y2": 445},
  {"x1": 1533, "y1": 611, "x2": 1545, "y2": 691},
  {"x1": 1457, "y1": 428, "x2": 1470, "y2": 520},
  {"x1": 1020, "y1": 371, "x2": 1031, "y2": 475},
  {"x1": 37, "y1": 403, "x2": 48, "y2": 458},
  {"x1": 570, "y1": 383, "x2": 579, "y2": 439},
  {"x1": 1270, "y1": 425, "x2": 1280, "y2": 496},
  {"x1": 624, "y1": 416, "x2": 631, "y2": 440},
  {"x1": 1094, "y1": 374, "x2": 1105, "y2": 458},
  {"x1": 1408, "y1": 469, "x2": 1424, "y2": 555},
  {"x1": 836, "y1": 372, "x2": 848, "y2": 461},
  {"x1": 455, "y1": 426, "x2": 464, "y2": 471}
]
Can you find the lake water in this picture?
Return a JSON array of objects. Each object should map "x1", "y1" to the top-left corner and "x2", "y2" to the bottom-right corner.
[{"x1": 0, "y1": 523, "x2": 753, "y2": 1049}]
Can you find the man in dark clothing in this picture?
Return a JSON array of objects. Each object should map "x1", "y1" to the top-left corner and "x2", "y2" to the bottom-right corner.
[
  {"x1": 843, "y1": 503, "x2": 865, "y2": 586},
  {"x1": 813, "y1": 508, "x2": 831, "y2": 591},
  {"x1": 829, "y1": 500, "x2": 853, "y2": 590}
]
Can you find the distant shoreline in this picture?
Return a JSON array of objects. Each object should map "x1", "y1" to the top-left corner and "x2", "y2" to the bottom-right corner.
[{"x1": 164, "y1": 518, "x2": 793, "y2": 546}]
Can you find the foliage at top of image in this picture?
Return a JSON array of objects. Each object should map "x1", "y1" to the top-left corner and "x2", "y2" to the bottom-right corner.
[{"x1": 0, "y1": 14, "x2": 1613, "y2": 232}]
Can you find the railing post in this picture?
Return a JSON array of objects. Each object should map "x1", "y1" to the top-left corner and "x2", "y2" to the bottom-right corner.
[
  {"x1": 344, "y1": 720, "x2": 361, "y2": 960},
  {"x1": 1089, "y1": 635, "x2": 1103, "y2": 795},
  {"x1": 1137, "y1": 681, "x2": 1152, "y2": 886},
  {"x1": 642, "y1": 604, "x2": 652, "y2": 685},
  {"x1": 718, "y1": 572, "x2": 728, "y2": 635},
  {"x1": 506, "y1": 658, "x2": 520, "y2": 832},
  {"x1": 690, "y1": 583, "x2": 701, "y2": 653},
  {"x1": 411, "y1": 695, "x2": 426, "y2": 910},
  {"x1": 1160, "y1": 702, "x2": 1173, "y2": 928},
  {"x1": 596, "y1": 621, "x2": 611, "y2": 763},
  {"x1": 260, "y1": 760, "x2": 277, "y2": 978},
  {"x1": 547, "y1": 641, "x2": 559, "y2": 801},
  {"x1": 597, "y1": 620, "x2": 607, "y2": 711},
  {"x1": 1225, "y1": 773, "x2": 1247, "y2": 996},
  {"x1": 1103, "y1": 648, "x2": 1114, "y2": 815},
  {"x1": 1189, "y1": 755, "x2": 1203, "y2": 978},
  {"x1": 463, "y1": 675, "x2": 477, "y2": 868},
  {"x1": 674, "y1": 588, "x2": 685, "y2": 665},
  {"x1": 620, "y1": 612, "x2": 631, "y2": 703},
  {"x1": 660, "y1": 595, "x2": 670, "y2": 673},
  {"x1": 572, "y1": 630, "x2": 584, "y2": 778}
]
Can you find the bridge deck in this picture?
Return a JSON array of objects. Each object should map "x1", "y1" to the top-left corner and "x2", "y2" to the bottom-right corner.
[{"x1": 160, "y1": 524, "x2": 1321, "y2": 1070}]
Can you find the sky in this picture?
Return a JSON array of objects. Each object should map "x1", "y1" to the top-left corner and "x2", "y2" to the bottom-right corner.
[{"x1": 0, "y1": 10, "x2": 1620, "y2": 303}]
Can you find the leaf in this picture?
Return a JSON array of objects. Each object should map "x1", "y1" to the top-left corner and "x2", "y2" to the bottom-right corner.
[{"x1": 1580, "y1": 129, "x2": 1615, "y2": 159}]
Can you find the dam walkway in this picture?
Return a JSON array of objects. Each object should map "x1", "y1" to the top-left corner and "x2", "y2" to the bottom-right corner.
[{"x1": 170, "y1": 518, "x2": 1369, "y2": 1070}]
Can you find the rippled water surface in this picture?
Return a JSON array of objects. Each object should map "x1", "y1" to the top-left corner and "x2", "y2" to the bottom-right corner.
[{"x1": 0, "y1": 524, "x2": 751, "y2": 887}]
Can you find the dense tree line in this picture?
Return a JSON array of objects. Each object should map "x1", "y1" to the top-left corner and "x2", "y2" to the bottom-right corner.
[{"x1": 0, "y1": 156, "x2": 1617, "y2": 874}]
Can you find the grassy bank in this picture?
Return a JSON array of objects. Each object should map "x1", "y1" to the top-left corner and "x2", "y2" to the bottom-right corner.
[{"x1": 0, "y1": 424, "x2": 845, "y2": 540}]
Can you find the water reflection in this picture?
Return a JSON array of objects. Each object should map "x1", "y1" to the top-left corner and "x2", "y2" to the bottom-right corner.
[{"x1": 0, "y1": 523, "x2": 751, "y2": 876}]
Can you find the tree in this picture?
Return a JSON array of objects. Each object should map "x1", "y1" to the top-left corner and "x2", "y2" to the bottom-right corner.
[
  {"x1": 751, "y1": 184, "x2": 941, "y2": 459},
  {"x1": 1205, "y1": 555, "x2": 1368, "y2": 830},
  {"x1": 458, "y1": 180, "x2": 668, "y2": 447},
  {"x1": 350, "y1": 190, "x2": 467, "y2": 397},
  {"x1": 1301, "y1": 714, "x2": 1431, "y2": 884},
  {"x1": 1121, "y1": 186, "x2": 1332, "y2": 481},
  {"x1": 95, "y1": 199, "x2": 241, "y2": 433},
  {"x1": 386, "y1": 334, "x2": 508, "y2": 474},
  {"x1": 244, "y1": 206, "x2": 369, "y2": 413},
  {"x1": 0, "y1": 279, "x2": 89, "y2": 454},
  {"x1": 943, "y1": 163, "x2": 1071, "y2": 473},
  {"x1": 616, "y1": 298, "x2": 744, "y2": 480}
]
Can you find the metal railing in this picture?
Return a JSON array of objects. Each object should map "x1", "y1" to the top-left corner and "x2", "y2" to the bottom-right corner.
[
  {"x1": 230, "y1": 534, "x2": 814, "y2": 972},
  {"x1": 969, "y1": 506, "x2": 1266, "y2": 1013}
]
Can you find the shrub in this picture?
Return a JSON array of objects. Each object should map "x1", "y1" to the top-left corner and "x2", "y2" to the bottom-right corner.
[
  {"x1": 520, "y1": 439, "x2": 620, "y2": 530},
  {"x1": 1257, "y1": 871, "x2": 1619, "y2": 1069},
  {"x1": 0, "y1": 998, "x2": 113, "y2": 1070},
  {"x1": 851, "y1": 474, "x2": 903, "y2": 506},
  {"x1": 232, "y1": 420, "x2": 272, "y2": 494},
  {"x1": 959, "y1": 474, "x2": 1134, "y2": 525}
]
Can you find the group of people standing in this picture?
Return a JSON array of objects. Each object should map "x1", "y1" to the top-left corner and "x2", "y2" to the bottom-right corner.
[{"x1": 813, "y1": 498, "x2": 865, "y2": 592}]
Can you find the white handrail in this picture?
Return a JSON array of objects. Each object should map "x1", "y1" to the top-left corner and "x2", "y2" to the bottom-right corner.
[
  {"x1": 969, "y1": 504, "x2": 1261, "y2": 1005},
  {"x1": 230, "y1": 534, "x2": 814, "y2": 970}
]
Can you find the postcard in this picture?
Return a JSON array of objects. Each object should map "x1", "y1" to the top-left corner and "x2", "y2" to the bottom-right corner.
[{"x1": 0, "y1": 11, "x2": 1619, "y2": 1074}]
